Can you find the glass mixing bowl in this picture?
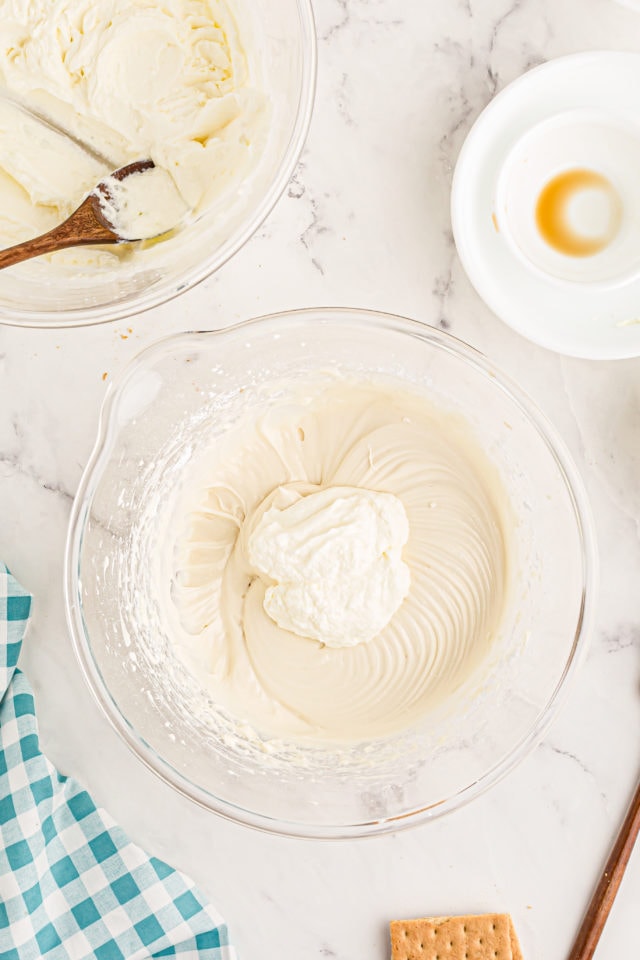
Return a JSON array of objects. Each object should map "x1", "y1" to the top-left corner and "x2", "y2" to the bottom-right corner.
[
  {"x1": 65, "y1": 309, "x2": 597, "y2": 838},
  {"x1": 0, "y1": 0, "x2": 316, "y2": 327}
]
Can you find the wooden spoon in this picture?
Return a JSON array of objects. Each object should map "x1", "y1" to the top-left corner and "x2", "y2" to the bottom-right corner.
[
  {"x1": 567, "y1": 775, "x2": 640, "y2": 960},
  {"x1": 0, "y1": 159, "x2": 155, "y2": 270}
]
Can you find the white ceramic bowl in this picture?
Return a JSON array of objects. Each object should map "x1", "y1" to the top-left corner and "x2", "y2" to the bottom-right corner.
[
  {"x1": 451, "y1": 52, "x2": 640, "y2": 358},
  {"x1": 496, "y1": 109, "x2": 640, "y2": 287},
  {"x1": 65, "y1": 308, "x2": 597, "y2": 838},
  {"x1": 0, "y1": 0, "x2": 316, "y2": 327}
]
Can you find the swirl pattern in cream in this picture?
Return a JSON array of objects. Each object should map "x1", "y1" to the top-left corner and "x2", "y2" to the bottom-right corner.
[{"x1": 169, "y1": 380, "x2": 510, "y2": 742}]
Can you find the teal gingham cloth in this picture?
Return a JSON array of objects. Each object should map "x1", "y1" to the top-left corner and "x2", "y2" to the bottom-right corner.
[{"x1": 0, "y1": 565, "x2": 236, "y2": 960}]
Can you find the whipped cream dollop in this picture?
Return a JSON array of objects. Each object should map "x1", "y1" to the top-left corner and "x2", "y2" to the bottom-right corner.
[
  {"x1": 248, "y1": 486, "x2": 411, "y2": 648},
  {"x1": 0, "y1": 0, "x2": 265, "y2": 251}
]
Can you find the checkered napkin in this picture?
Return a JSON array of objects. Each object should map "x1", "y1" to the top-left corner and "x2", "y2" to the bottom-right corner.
[{"x1": 0, "y1": 565, "x2": 236, "y2": 960}]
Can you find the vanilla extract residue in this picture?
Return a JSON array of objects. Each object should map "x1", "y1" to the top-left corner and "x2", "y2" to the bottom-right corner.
[{"x1": 535, "y1": 168, "x2": 623, "y2": 258}]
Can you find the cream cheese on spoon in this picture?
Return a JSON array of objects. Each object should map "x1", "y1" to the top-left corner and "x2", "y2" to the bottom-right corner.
[{"x1": 97, "y1": 167, "x2": 190, "y2": 240}]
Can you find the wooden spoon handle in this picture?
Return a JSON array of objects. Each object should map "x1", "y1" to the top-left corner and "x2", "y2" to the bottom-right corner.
[
  {"x1": 567, "y1": 776, "x2": 640, "y2": 960},
  {"x1": 0, "y1": 229, "x2": 96, "y2": 269},
  {"x1": 0, "y1": 196, "x2": 118, "y2": 269}
]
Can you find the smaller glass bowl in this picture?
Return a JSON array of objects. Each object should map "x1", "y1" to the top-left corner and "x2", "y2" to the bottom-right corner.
[
  {"x1": 65, "y1": 309, "x2": 597, "y2": 838},
  {"x1": 0, "y1": 0, "x2": 316, "y2": 327}
]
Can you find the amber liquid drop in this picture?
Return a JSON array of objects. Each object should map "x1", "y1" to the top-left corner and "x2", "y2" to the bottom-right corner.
[{"x1": 535, "y1": 169, "x2": 622, "y2": 258}]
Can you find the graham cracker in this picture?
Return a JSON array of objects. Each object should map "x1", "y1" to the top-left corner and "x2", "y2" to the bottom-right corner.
[
  {"x1": 508, "y1": 918, "x2": 523, "y2": 960},
  {"x1": 390, "y1": 913, "x2": 523, "y2": 960}
]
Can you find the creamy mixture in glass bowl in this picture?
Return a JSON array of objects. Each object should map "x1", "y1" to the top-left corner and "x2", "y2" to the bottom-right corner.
[
  {"x1": 167, "y1": 377, "x2": 512, "y2": 743},
  {"x1": 65, "y1": 309, "x2": 596, "y2": 838},
  {"x1": 0, "y1": 0, "x2": 316, "y2": 325}
]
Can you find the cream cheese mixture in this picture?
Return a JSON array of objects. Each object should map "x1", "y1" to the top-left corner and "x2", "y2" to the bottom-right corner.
[
  {"x1": 168, "y1": 380, "x2": 511, "y2": 743},
  {"x1": 0, "y1": 0, "x2": 265, "y2": 254}
]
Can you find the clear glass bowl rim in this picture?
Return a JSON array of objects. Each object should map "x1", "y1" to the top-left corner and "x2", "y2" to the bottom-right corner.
[
  {"x1": 64, "y1": 307, "x2": 599, "y2": 839},
  {"x1": 1, "y1": 0, "x2": 317, "y2": 328}
]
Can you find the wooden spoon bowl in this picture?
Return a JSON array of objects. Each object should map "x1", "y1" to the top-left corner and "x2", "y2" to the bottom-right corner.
[{"x1": 0, "y1": 159, "x2": 155, "y2": 270}]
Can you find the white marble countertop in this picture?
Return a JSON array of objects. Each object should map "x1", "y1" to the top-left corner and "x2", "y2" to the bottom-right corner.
[{"x1": 1, "y1": 0, "x2": 640, "y2": 957}]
